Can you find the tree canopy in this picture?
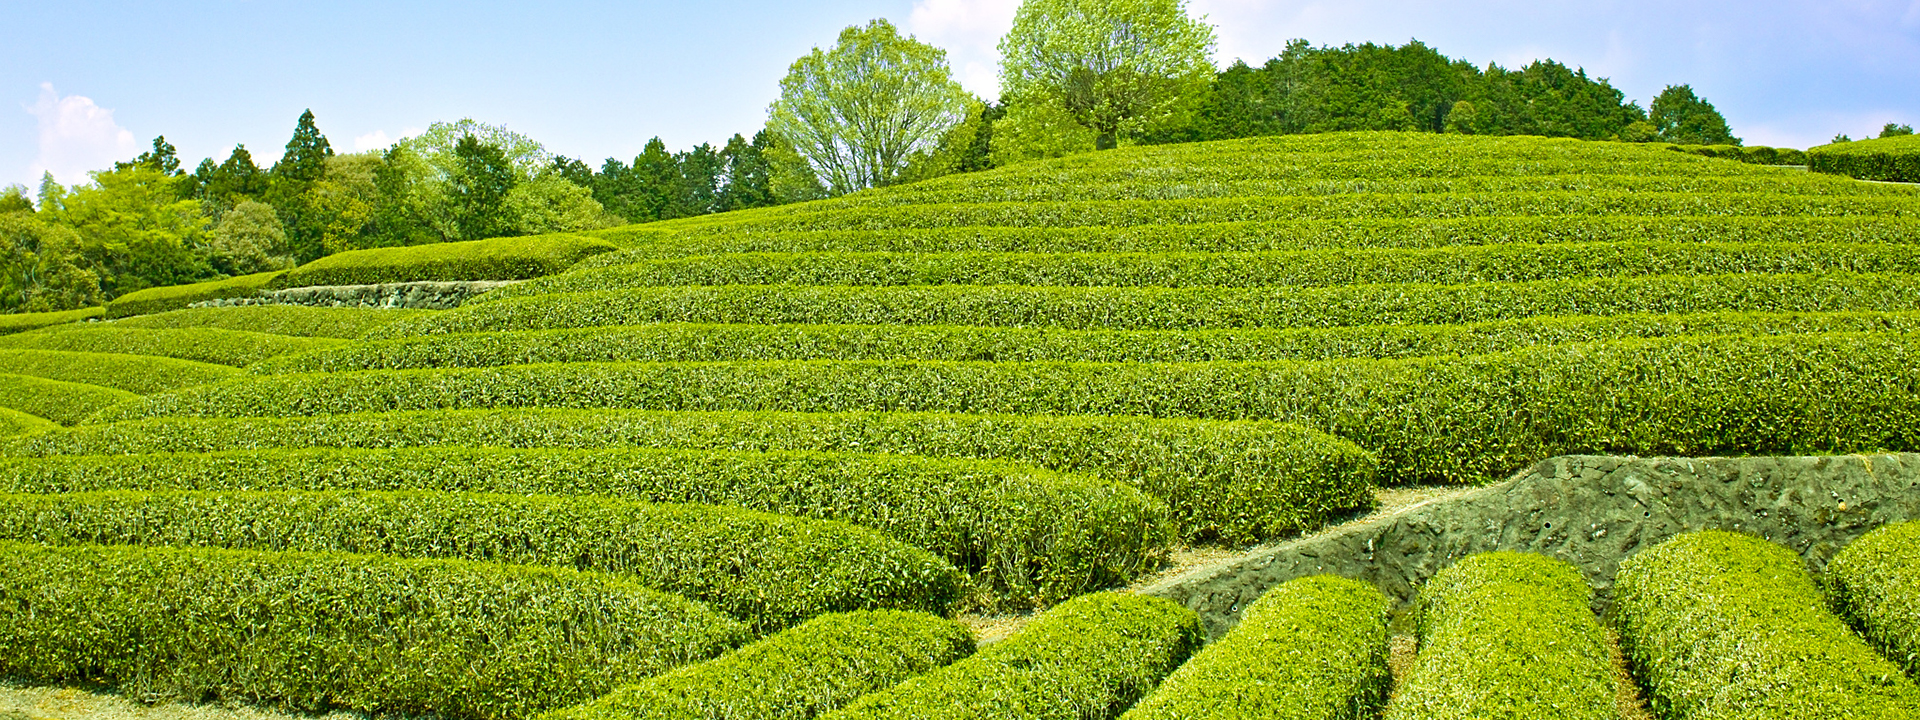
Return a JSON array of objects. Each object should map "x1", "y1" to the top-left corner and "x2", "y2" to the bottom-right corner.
[
  {"x1": 1650, "y1": 85, "x2": 1739, "y2": 145},
  {"x1": 999, "y1": 0, "x2": 1216, "y2": 150}
]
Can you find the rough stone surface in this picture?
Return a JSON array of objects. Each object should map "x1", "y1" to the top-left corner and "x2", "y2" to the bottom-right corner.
[
  {"x1": 1144, "y1": 453, "x2": 1920, "y2": 639},
  {"x1": 189, "y1": 280, "x2": 519, "y2": 310}
]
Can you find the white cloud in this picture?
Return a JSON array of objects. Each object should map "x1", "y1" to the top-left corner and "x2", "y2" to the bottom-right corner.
[
  {"x1": 908, "y1": 0, "x2": 1021, "y2": 99},
  {"x1": 26, "y1": 83, "x2": 139, "y2": 187},
  {"x1": 353, "y1": 130, "x2": 394, "y2": 152}
]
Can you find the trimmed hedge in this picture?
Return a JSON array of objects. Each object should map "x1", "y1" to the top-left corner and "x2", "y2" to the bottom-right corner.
[
  {"x1": 823, "y1": 592, "x2": 1202, "y2": 720},
  {"x1": 260, "y1": 311, "x2": 1920, "y2": 373},
  {"x1": 0, "y1": 306, "x2": 104, "y2": 334},
  {"x1": 1667, "y1": 144, "x2": 1810, "y2": 166},
  {"x1": 19, "y1": 409, "x2": 1371, "y2": 545},
  {"x1": 539, "y1": 611, "x2": 975, "y2": 720},
  {"x1": 375, "y1": 272, "x2": 1920, "y2": 336},
  {"x1": 1120, "y1": 575, "x2": 1391, "y2": 720},
  {"x1": 0, "y1": 407, "x2": 55, "y2": 438},
  {"x1": 108, "y1": 332, "x2": 1920, "y2": 485},
  {"x1": 1613, "y1": 531, "x2": 1920, "y2": 719},
  {"x1": 104, "y1": 271, "x2": 281, "y2": 319},
  {"x1": 1385, "y1": 552, "x2": 1613, "y2": 720},
  {"x1": 110, "y1": 305, "x2": 427, "y2": 338},
  {"x1": 584, "y1": 216, "x2": 1920, "y2": 260},
  {"x1": 0, "y1": 541, "x2": 746, "y2": 720},
  {"x1": 0, "y1": 447, "x2": 1163, "y2": 608},
  {"x1": 484, "y1": 242, "x2": 1920, "y2": 301},
  {"x1": 1827, "y1": 520, "x2": 1920, "y2": 679},
  {"x1": 270, "y1": 234, "x2": 619, "y2": 288},
  {"x1": 0, "y1": 489, "x2": 965, "y2": 631},
  {"x1": 0, "y1": 348, "x2": 239, "y2": 394},
  {"x1": 0, "y1": 373, "x2": 137, "y2": 425},
  {"x1": 0, "y1": 325, "x2": 349, "y2": 367},
  {"x1": 1811, "y1": 135, "x2": 1920, "y2": 183}
]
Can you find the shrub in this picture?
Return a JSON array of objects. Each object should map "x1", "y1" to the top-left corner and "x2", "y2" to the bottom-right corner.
[
  {"x1": 1613, "y1": 530, "x2": 1920, "y2": 719},
  {"x1": 1826, "y1": 520, "x2": 1920, "y2": 679},
  {"x1": 269, "y1": 233, "x2": 619, "y2": 288},
  {"x1": 373, "y1": 271, "x2": 1920, "y2": 337},
  {"x1": 0, "y1": 447, "x2": 1162, "y2": 609},
  {"x1": 1811, "y1": 134, "x2": 1920, "y2": 183},
  {"x1": 258, "y1": 310, "x2": 1920, "y2": 374},
  {"x1": 0, "y1": 541, "x2": 746, "y2": 720},
  {"x1": 823, "y1": 592, "x2": 1202, "y2": 720},
  {"x1": 0, "y1": 489, "x2": 965, "y2": 631},
  {"x1": 1120, "y1": 575, "x2": 1391, "y2": 720},
  {"x1": 17, "y1": 409, "x2": 1372, "y2": 545},
  {"x1": 110, "y1": 305, "x2": 427, "y2": 338},
  {"x1": 539, "y1": 611, "x2": 975, "y2": 720},
  {"x1": 104, "y1": 332, "x2": 1920, "y2": 485},
  {"x1": 1385, "y1": 553, "x2": 1613, "y2": 720},
  {"x1": 0, "y1": 348, "x2": 238, "y2": 394},
  {"x1": 0, "y1": 373, "x2": 136, "y2": 425},
  {"x1": 0, "y1": 325, "x2": 349, "y2": 367},
  {"x1": 0, "y1": 306, "x2": 104, "y2": 334},
  {"x1": 104, "y1": 271, "x2": 282, "y2": 319},
  {"x1": 0, "y1": 408, "x2": 55, "y2": 438},
  {"x1": 483, "y1": 242, "x2": 1920, "y2": 302}
]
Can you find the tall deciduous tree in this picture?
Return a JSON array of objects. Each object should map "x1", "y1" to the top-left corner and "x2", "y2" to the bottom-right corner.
[
  {"x1": 769, "y1": 18, "x2": 970, "y2": 194},
  {"x1": 999, "y1": 0, "x2": 1215, "y2": 150},
  {"x1": 1650, "y1": 85, "x2": 1739, "y2": 145}
]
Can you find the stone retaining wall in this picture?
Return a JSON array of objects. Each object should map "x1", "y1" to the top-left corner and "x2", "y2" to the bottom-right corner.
[
  {"x1": 189, "y1": 280, "x2": 519, "y2": 310},
  {"x1": 1144, "y1": 453, "x2": 1920, "y2": 639}
]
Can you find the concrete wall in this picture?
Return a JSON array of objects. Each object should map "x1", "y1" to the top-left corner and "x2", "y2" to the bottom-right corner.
[{"x1": 1144, "y1": 453, "x2": 1920, "y2": 639}]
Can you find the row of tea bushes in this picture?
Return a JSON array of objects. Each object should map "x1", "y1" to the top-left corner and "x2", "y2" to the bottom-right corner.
[
  {"x1": 1826, "y1": 521, "x2": 1920, "y2": 679},
  {"x1": 1811, "y1": 135, "x2": 1920, "y2": 184},
  {"x1": 0, "y1": 541, "x2": 746, "y2": 720},
  {"x1": 0, "y1": 348, "x2": 238, "y2": 394},
  {"x1": 261, "y1": 311, "x2": 1920, "y2": 374},
  {"x1": 486, "y1": 242, "x2": 1920, "y2": 300},
  {"x1": 1665, "y1": 143, "x2": 1810, "y2": 166},
  {"x1": 108, "y1": 332, "x2": 1920, "y2": 485},
  {"x1": 0, "y1": 408, "x2": 54, "y2": 438},
  {"x1": 110, "y1": 305, "x2": 426, "y2": 339},
  {"x1": 584, "y1": 216, "x2": 1920, "y2": 259},
  {"x1": 0, "y1": 325, "x2": 348, "y2": 367},
  {"x1": 0, "y1": 447, "x2": 1168, "y2": 607},
  {"x1": 372, "y1": 272, "x2": 1920, "y2": 336},
  {"x1": 0, "y1": 373, "x2": 135, "y2": 425},
  {"x1": 104, "y1": 271, "x2": 282, "y2": 319},
  {"x1": 540, "y1": 611, "x2": 974, "y2": 720},
  {"x1": 268, "y1": 233, "x2": 620, "y2": 288},
  {"x1": 10, "y1": 409, "x2": 1373, "y2": 545},
  {"x1": 0, "y1": 306, "x2": 104, "y2": 335},
  {"x1": 0, "y1": 489, "x2": 965, "y2": 631}
]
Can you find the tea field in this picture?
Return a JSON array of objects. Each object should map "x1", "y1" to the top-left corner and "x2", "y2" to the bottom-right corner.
[{"x1": 2, "y1": 132, "x2": 1919, "y2": 719}]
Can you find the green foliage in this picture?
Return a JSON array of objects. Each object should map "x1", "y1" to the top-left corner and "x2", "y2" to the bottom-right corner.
[
  {"x1": 378, "y1": 272, "x2": 1920, "y2": 336},
  {"x1": 0, "y1": 324, "x2": 347, "y2": 367},
  {"x1": 1613, "y1": 531, "x2": 1920, "y2": 719},
  {"x1": 0, "y1": 373, "x2": 136, "y2": 425},
  {"x1": 1883, "y1": 123, "x2": 1916, "y2": 138},
  {"x1": 0, "y1": 446, "x2": 1162, "y2": 608},
  {"x1": 999, "y1": 0, "x2": 1216, "y2": 149},
  {"x1": 0, "y1": 541, "x2": 745, "y2": 720},
  {"x1": 539, "y1": 611, "x2": 975, "y2": 720},
  {"x1": 268, "y1": 233, "x2": 618, "y2": 288},
  {"x1": 253, "y1": 311, "x2": 1920, "y2": 374},
  {"x1": 0, "y1": 348, "x2": 238, "y2": 394},
  {"x1": 0, "y1": 212, "x2": 102, "y2": 313},
  {"x1": 450, "y1": 135, "x2": 520, "y2": 241},
  {"x1": 1650, "y1": 85, "x2": 1738, "y2": 146},
  {"x1": 103, "y1": 271, "x2": 281, "y2": 318},
  {"x1": 4, "y1": 407, "x2": 1373, "y2": 546},
  {"x1": 1668, "y1": 144, "x2": 1809, "y2": 166},
  {"x1": 0, "y1": 489, "x2": 963, "y2": 631},
  {"x1": 44, "y1": 166, "x2": 213, "y2": 297},
  {"x1": 1121, "y1": 575, "x2": 1390, "y2": 720},
  {"x1": 824, "y1": 592, "x2": 1201, "y2": 720},
  {"x1": 1385, "y1": 553, "x2": 1612, "y2": 720},
  {"x1": 0, "y1": 407, "x2": 55, "y2": 438},
  {"x1": 0, "y1": 306, "x2": 103, "y2": 334},
  {"x1": 1811, "y1": 134, "x2": 1920, "y2": 183},
  {"x1": 110, "y1": 305, "x2": 426, "y2": 338},
  {"x1": 769, "y1": 19, "x2": 971, "y2": 193},
  {"x1": 102, "y1": 332, "x2": 1920, "y2": 486},
  {"x1": 1826, "y1": 521, "x2": 1920, "y2": 679},
  {"x1": 205, "y1": 199, "x2": 296, "y2": 275}
]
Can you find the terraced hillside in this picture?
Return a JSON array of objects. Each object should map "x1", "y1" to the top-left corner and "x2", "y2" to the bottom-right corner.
[{"x1": 3, "y1": 132, "x2": 1920, "y2": 720}]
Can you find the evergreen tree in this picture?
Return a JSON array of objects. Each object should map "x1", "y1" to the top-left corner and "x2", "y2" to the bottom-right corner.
[
  {"x1": 448, "y1": 135, "x2": 518, "y2": 241},
  {"x1": 267, "y1": 110, "x2": 337, "y2": 261},
  {"x1": 1650, "y1": 85, "x2": 1739, "y2": 145},
  {"x1": 272, "y1": 110, "x2": 335, "y2": 183},
  {"x1": 1881, "y1": 123, "x2": 1915, "y2": 138},
  {"x1": 369, "y1": 145, "x2": 435, "y2": 247},
  {"x1": 717, "y1": 133, "x2": 775, "y2": 212},
  {"x1": 206, "y1": 145, "x2": 270, "y2": 202},
  {"x1": 632, "y1": 138, "x2": 677, "y2": 221},
  {"x1": 118, "y1": 136, "x2": 182, "y2": 175},
  {"x1": 669, "y1": 144, "x2": 723, "y2": 219}
]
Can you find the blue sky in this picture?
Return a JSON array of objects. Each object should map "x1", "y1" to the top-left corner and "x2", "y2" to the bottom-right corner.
[{"x1": 7, "y1": 0, "x2": 1918, "y2": 189}]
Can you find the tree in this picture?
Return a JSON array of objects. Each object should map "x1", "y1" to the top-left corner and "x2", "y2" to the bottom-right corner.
[
  {"x1": 770, "y1": 18, "x2": 970, "y2": 194},
  {"x1": 447, "y1": 135, "x2": 518, "y2": 241},
  {"x1": 716, "y1": 132, "x2": 775, "y2": 212},
  {"x1": 401, "y1": 119, "x2": 551, "y2": 180},
  {"x1": 118, "y1": 136, "x2": 183, "y2": 176},
  {"x1": 999, "y1": 0, "x2": 1215, "y2": 150},
  {"x1": 205, "y1": 200, "x2": 293, "y2": 275},
  {"x1": 1881, "y1": 123, "x2": 1915, "y2": 138},
  {"x1": 0, "y1": 213, "x2": 100, "y2": 312},
  {"x1": 0, "y1": 186, "x2": 32, "y2": 214},
  {"x1": 205, "y1": 145, "x2": 270, "y2": 202},
  {"x1": 1650, "y1": 85, "x2": 1738, "y2": 145},
  {"x1": 49, "y1": 167, "x2": 211, "y2": 296},
  {"x1": 267, "y1": 110, "x2": 337, "y2": 261},
  {"x1": 272, "y1": 110, "x2": 335, "y2": 183}
]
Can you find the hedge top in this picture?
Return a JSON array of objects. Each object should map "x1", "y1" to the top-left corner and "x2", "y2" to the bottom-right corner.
[
  {"x1": 269, "y1": 233, "x2": 620, "y2": 288},
  {"x1": 104, "y1": 271, "x2": 282, "y2": 319}
]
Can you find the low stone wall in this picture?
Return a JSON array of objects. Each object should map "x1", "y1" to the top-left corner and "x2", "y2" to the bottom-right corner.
[
  {"x1": 1144, "y1": 453, "x2": 1920, "y2": 639},
  {"x1": 188, "y1": 280, "x2": 520, "y2": 310}
]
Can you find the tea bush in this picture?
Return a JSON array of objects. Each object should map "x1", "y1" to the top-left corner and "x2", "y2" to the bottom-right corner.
[
  {"x1": 1826, "y1": 520, "x2": 1920, "y2": 678},
  {"x1": 1811, "y1": 135, "x2": 1920, "y2": 183},
  {"x1": 110, "y1": 305, "x2": 427, "y2": 338},
  {"x1": 105, "y1": 271, "x2": 282, "y2": 318},
  {"x1": 0, "y1": 306, "x2": 104, "y2": 334},
  {"x1": 270, "y1": 233, "x2": 619, "y2": 288},
  {"x1": 0, "y1": 408, "x2": 54, "y2": 438},
  {"x1": 0, "y1": 349, "x2": 238, "y2": 394},
  {"x1": 0, "y1": 373, "x2": 136, "y2": 425},
  {"x1": 0, "y1": 325, "x2": 348, "y2": 367}
]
